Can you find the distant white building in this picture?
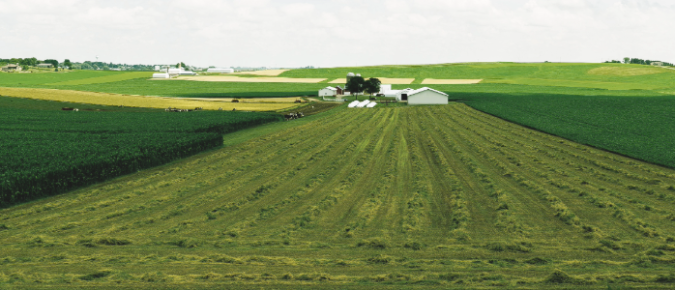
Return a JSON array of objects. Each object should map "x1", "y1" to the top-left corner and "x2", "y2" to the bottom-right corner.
[
  {"x1": 153, "y1": 73, "x2": 170, "y2": 79},
  {"x1": 167, "y1": 67, "x2": 196, "y2": 76},
  {"x1": 154, "y1": 66, "x2": 161, "y2": 71},
  {"x1": 379, "y1": 84, "x2": 392, "y2": 94},
  {"x1": 319, "y1": 87, "x2": 338, "y2": 97},
  {"x1": 207, "y1": 68, "x2": 235, "y2": 73},
  {"x1": 405, "y1": 87, "x2": 448, "y2": 105}
]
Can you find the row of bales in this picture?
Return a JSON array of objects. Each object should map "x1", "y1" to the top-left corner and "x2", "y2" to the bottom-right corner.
[{"x1": 165, "y1": 107, "x2": 204, "y2": 112}]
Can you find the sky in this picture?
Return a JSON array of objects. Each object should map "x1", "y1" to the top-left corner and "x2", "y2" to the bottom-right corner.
[{"x1": 0, "y1": 0, "x2": 673, "y2": 68}]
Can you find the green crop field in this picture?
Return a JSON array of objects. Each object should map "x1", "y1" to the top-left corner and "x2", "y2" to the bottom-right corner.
[
  {"x1": 47, "y1": 71, "x2": 152, "y2": 86},
  {"x1": 0, "y1": 95, "x2": 162, "y2": 112},
  {"x1": 458, "y1": 89, "x2": 675, "y2": 169},
  {"x1": 2, "y1": 104, "x2": 675, "y2": 289},
  {"x1": 0, "y1": 70, "x2": 123, "y2": 86},
  {"x1": 0, "y1": 106, "x2": 283, "y2": 206}
]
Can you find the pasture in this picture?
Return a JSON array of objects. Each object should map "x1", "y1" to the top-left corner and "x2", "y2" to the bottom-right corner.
[
  {"x1": 280, "y1": 62, "x2": 675, "y2": 91},
  {"x1": 47, "y1": 71, "x2": 152, "y2": 86},
  {"x1": 233, "y1": 69, "x2": 289, "y2": 76},
  {"x1": 175, "y1": 76, "x2": 327, "y2": 83},
  {"x1": 2, "y1": 104, "x2": 675, "y2": 288}
]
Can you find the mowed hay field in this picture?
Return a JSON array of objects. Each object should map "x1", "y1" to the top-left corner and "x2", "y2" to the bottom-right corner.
[
  {"x1": 0, "y1": 87, "x2": 300, "y2": 111},
  {"x1": 2, "y1": 104, "x2": 675, "y2": 288}
]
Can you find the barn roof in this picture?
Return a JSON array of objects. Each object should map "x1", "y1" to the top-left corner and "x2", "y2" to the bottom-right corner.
[
  {"x1": 322, "y1": 87, "x2": 337, "y2": 91},
  {"x1": 408, "y1": 87, "x2": 448, "y2": 97}
]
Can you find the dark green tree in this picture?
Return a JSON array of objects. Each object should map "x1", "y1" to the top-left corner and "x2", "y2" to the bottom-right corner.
[
  {"x1": 364, "y1": 77, "x2": 382, "y2": 97},
  {"x1": 63, "y1": 59, "x2": 72, "y2": 69},
  {"x1": 20, "y1": 57, "x2": 37, "y2": 67},
  {"x1": 44, "y1": 59, "x2": 59, "y2": 68},
  {"x1": 623, "y1": 57, "x2": 630, "y2": 64},
  {"x1": 346, "y1": 76, "x2": 365, "y2": 100}
]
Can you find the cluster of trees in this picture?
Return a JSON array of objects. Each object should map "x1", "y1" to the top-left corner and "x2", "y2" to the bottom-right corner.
[
  {"x1": 346, "y1": 76, "x2": 381, "y2": 100},
  {"x1": 0, "y1": 58, "x2": 74, "y2": 71},
  {"x1": 604, "y1": 58, "x2": 674, "y2": 67}
]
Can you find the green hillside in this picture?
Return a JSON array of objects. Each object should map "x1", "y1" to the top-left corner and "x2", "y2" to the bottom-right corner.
[
  {"x1": 282, "y1": 63, "x2": 675, "y2": 90},
  {"x1": 2, "y1": 105, "x2": 675, "y2": 288}
]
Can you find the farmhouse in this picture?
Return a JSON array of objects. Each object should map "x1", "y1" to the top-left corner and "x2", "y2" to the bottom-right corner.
[
  {"x1": 405, "y1": 87, "x2": 449, "y2": 105},
  {"x1": 319, "y1": 87, "x2": 338, "y2": 97},
  {"x1": 1, "y1": 64, "x2": 22, "y2": 72},
  {"x1": 37, "y1": 63, "x2": 53, "y2": 68}
]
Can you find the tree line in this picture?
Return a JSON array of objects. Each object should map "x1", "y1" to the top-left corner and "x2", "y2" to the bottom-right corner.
[
  {"x1": 0, "y1": 57, "x2": 67, "y2": 70},
  {"x1": 0, "y1": 57, "x2": 157, "y2": 71},
  {"x1": 605, "y1": 58, "x2": 674, "y2": 67}
]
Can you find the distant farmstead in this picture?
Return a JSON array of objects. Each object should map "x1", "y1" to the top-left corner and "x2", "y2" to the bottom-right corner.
[
  {"x1": 1, "y1": 64, "x2": 22, "y2": 72},
  {"x1": 37, "y1": 63, "x2": 53, "y2": 68},
  {"x1": 319, "y1": 87, "x2": 337, "y2": 97}
]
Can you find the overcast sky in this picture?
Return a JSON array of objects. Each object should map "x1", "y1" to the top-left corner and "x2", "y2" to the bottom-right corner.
[{"x1": 1, "y1": 0, "x2": 673, "y2": 68}]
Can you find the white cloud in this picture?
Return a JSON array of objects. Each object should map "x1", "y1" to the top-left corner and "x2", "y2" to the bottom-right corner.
[{"x1": 0, "y1": 0, "x2": 673, "y2": 67}]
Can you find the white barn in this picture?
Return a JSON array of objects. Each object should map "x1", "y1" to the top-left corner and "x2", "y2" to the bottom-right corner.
[
  {"x1": 406, "y1": 87, "x2": 448, "y2": 105},
  {"x1": 393, "y1": 88, "x2": 414, "y2": 101},
  {"x1": 319, "y1": 87, "x2": 337, "y2": 97}
]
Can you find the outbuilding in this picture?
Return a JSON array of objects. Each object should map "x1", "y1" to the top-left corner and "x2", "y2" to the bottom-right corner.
[
  {"x1": 394, "y1": 88, "x2": 414, "y2": 101},
  {"x1": 37, "y1": 63, "x2": 53, "y2": 68},
  {"x1": 319, "y1": 87, "x2": 338, "y2": 97},
  {"x1": 153, "y1": 73, "x2": 170, "y2": 79},
  {"x1": 335, "y1": 86, "x2": 345, "y2": 95},
  {"x1": 379, "y1": 84, "x2": 392, "y2": 94},
  {"x1": 406, "y1": 87, "x2": 448, "y2": 105},
  {"x1": 1, "y1": 64, "x2": 22, "y2": 72}
]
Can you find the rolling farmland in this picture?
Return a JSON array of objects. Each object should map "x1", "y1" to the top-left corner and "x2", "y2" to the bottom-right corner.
[
  {"x1": 2, "y1": 104, "x2": 675, "y2": 288},
  {"x1": 280, "y1": 62, "x2": 675, "y2": 90}
]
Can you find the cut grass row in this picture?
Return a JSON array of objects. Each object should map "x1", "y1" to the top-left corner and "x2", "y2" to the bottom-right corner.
[{"x1": 2, "y1": 104, "x2": 675, "y2": 288}]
